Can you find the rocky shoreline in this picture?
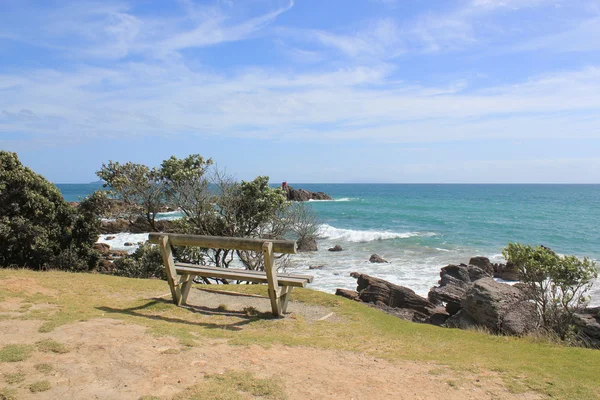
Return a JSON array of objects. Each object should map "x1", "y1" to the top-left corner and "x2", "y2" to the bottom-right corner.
[{"x1": 336, "y1": 257, "x2": 600, "y2": 347}]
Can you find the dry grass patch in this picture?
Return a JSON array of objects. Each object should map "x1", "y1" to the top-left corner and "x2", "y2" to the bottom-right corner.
[
  {"x1": 174, "y1": 370, "x2": 286, "y2": 400},
  {"x1": 4, "y1": 372, "x2": 25, "y2": 385},
  {"x1": 0, "y1": 344, "x2": 34, "y2": 363},
  {"x1": 0, "y1": 388, "x2": 17, "y2": 400},
  {"x1": 34, "y1": 363, "x2": 53, "y2": 374},
  {"x1": 35, "y1": 339, "x2": 69, "y2": 354},
  {"x1": 29, "y1": 380, "x2": 51, "y2": 393}
]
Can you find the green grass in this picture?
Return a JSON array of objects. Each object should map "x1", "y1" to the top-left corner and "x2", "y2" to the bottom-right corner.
[
  {"x1": 0, "y1": 345, "x2": 34, "y2": 363},
  {"x1": 35, "y1": 339, "x2": 69, "y2": 354},
  {"x1": 34, "y1": 363, "x2": 53, "y2": 374},
  {"x1": 29, "y1": 380, "x2": 51, "y2": 393},
  {"x1": 1, "y1": 269, "x2": 600, "y2": 399},
  {"x1": 174, "y1": 371, "x2": 286, "y2": 400},
  {"x1": 4, "y1": 372, "x2": 25, "y2": 385}
]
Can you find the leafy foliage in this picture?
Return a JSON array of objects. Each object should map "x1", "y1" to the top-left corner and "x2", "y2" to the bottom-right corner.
[
  {"x1": 112, "y1": 243, "x2": 166, "y2": 279},
  {"x1": 98, "y1": 154, "x2": 318, "y2": 273},
  {"x1": 0, "y1": 151, "x2": 107, "y2": 271},
  {"x1": 502, "y1": 243, "x2": 598, "y2": 340}
]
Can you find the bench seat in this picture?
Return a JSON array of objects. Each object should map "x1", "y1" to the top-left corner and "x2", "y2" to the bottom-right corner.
[{"x1": 175, "y1": 263, "x2": 314, "y2": 287}]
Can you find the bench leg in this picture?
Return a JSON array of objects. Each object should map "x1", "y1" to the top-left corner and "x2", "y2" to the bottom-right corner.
[
  {"x1": 159, "y1": 236, "x2": 183, "y2": 306},
  {"x1": 180, "y1": 275, "x2": 195, "y2": 305},
  {"x1": 263, "y1": 242, "x2": 282, "y2": 316},
  {"x1": 280, "y1": 286, "x2": 293, "y2": 314}
]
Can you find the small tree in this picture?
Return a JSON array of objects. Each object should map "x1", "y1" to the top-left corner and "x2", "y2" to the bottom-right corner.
[
  {"x1": 96, "y1": 161, "x2": 165, "y2": 230},
  {"x1": 502, "y1": 243, "x2": 597, "y2": 339}
]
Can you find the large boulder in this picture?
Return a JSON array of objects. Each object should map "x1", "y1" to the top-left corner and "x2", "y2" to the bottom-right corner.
[
  {"x1": 494, "y1": 262, "x2": 520, "y2": 281},
  {"x1": 328, "y1": 245, "x2": 343, "y2": 252},
  {"x1": 346, "y1": 273, "x2": 447, "y2": 324},
  {"x1": 469, "y1": 256, "x2": 495, "y2": 275},
  {"x1": 428, "y1": 264, "x2": 491, "y2": 315},
  {"x1": 573, "y1": 307, "x2": 600, "y2": 348},
  {"x1": 460, "y1": 277, "x2": 539, "y2": 335},
  {"x1": 445, "y1": 309, "x2": 479, "y2": 330}
]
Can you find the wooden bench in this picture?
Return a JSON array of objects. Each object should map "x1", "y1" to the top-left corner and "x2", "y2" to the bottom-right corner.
[{"x1": 147, "y1": 233, "x2": 314, "y2": 316}]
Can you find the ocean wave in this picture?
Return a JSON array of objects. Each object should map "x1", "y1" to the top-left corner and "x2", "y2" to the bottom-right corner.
[
  {"x1": 307, "y1": 197, "x2": 356, "y2": 202},
  {"x1": 317, "y1": 224, "x2": 435, "y2": 243}
]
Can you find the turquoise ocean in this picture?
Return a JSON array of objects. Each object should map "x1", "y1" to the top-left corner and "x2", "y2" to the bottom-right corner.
[{"x1": 57, "y1": 183, "x2": 600, "y2": 305}]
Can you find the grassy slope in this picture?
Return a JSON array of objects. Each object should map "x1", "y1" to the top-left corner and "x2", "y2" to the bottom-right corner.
[{"x1": 1, "y1": 269, "x2": 599, "y2": 399}]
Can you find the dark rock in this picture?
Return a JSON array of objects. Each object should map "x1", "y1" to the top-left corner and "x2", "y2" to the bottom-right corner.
[
  {"x1": 282, "y1": 184, "x2": 333, "y2": 202},
  {"x1": 124, "y1": 242, "x2": 134, "y2": 247},
  {"x1": 104, "y1": 236, "x2": 116, "y2": 240},
  {"x1": 309, "y1": 265, "x2": 324, "y2": 270},
  {"x1": 93, "y1": 243, "x2": 110, "y2": 253},
  {"x1": 499, "y1": 261, "x2": 520, "y2": 281},
  {"x1": 369, "y1": 254, "x2": 388, "y2": 263},
  {"x1": 502, "y1": 301, "x2": 539, "y2": 336},
  {"x1": 468, "y1": 256, "x2": 494, "y2": 275},
  {"x1": 461, "y1": 277, "x2": 538, "y2": 335},
  {"x1": 351, "y1": 273, "x2": 437, "y2": 316},
  {"x1": 328, "y1": 245, "x2": 343, "y2": 252},
  {"x1": 297, "y1": 237, "x2": 318, "y2": 252},
  {"x1": 335, "y1": 288, "x2": 360, "y2": 301},
  {"x1": 426, "y1": 307, "x2": 450, "y2": 326},
  {"x1": 428, "y1": 264, "x2": 473, "y2": 315},
  {"x1": 446, "y1": 309, "x2": 479, "y2": 330},
  {"x1": 468, "y1": 266, "x2": 490, "y2": 282},
  {"x1": 573, "y1": 307, "x2": 600, "y2": 348}
]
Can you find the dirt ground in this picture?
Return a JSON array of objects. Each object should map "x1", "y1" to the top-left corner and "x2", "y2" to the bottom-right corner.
[{"x1": 0, "y1": 287, "x2": 540, "y2": 400}]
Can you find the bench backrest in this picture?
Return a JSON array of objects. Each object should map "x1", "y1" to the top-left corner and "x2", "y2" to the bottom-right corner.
[{"x1": 147, "y1": 232, "x2": 297, "y2": 254}]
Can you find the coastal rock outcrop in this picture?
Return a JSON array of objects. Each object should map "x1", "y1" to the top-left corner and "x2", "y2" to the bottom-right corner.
[
  {"x1": 328, "y1": 245, "x2": 343, "y2": 252},
  {"x1": 281, "y1": 184, "x2": 332, "y2": 202},
  {"x1": 573, "y1": 307, "x2": 600, "y2": 348},
  {"x1": 338, "y1": 273, "x2": 449, "y2": 325},
  {"x1": 468, "y1": 256, "x2": 495, "y2": 276},
  {"x1": 459, "y1": 277, "x2": 539, "y2": 335},
  {"x1": 427, "y1": 263, "x2": 491, "y2": 315},
  {"x1": 369, "y1": 254, "x2": 388, "y2": 263}
]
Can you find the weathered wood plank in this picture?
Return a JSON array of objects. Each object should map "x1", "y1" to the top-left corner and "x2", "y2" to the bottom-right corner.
[
  {"x1": 174, "y1": 263, "x2": 314, "y2": 283},
  {"x1": 174, "y1": 265, "x2": 309, "y2": 287},
  {"x1": 148, "y1": 233, "x2": 297, "y2": 254}
]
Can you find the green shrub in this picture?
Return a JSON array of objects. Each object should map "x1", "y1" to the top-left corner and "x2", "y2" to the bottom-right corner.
[
  {"x1": 503, "y1": 243, "x2": 598, "y2": 340},
  {"x1": 112, "y1": 243, "x2": 165, "y2": 279},
  {"x1": 0, "y1": 151, "x2": 108, "y2": 271}
]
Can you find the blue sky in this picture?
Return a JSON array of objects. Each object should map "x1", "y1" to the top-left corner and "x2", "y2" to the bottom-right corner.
[{"x1": 1, "y1": 0, "x2": 599, "y2": 183}]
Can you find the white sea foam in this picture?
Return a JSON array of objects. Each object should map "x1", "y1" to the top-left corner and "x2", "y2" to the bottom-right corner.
[
  {"x1": 307, "y1": 197, "x2": 355, "y2": 202},
  {"x1": 317, "y1": 224, "x2": 435, "y2": 243},
  {"x1": 96, "y1": 233, "x2": 150, "y2": 253},
  {"x1": 156, "y1": 210, "x2": 185, "y2": 220}
]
